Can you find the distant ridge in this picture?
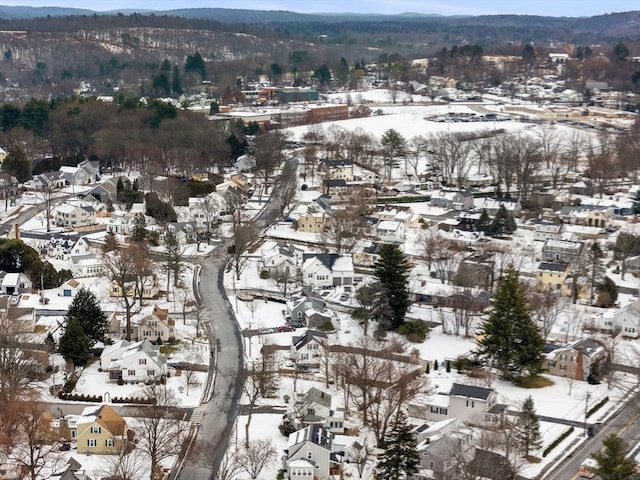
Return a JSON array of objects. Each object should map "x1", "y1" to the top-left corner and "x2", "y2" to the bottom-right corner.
[{"x1": 0, "y1": 4, "x2": 636, "y2": 27}]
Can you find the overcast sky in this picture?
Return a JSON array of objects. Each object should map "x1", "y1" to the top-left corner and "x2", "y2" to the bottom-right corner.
[{"x1": 1, "y1": 0, "x2": 637, "y2": 16}]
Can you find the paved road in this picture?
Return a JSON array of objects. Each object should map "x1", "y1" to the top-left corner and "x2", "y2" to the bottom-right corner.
[
  {"x1": 543, "y1": 396, "x2": 640, "y2": 480},
  {"x1": 176, "y1": 255, "x2": 245, "y2": 480},
  {"x1": 176, "y1": 155, "x2": 299, "y2": 480}
]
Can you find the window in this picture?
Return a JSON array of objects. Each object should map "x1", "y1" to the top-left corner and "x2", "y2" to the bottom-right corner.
[
  {"x1": 87, "y1": 439, "x2": 97, "y2": 447},
  {"x1": 147, "y1": 369, "x2": 155, "y2": 377},
  {"x1": 307, "y1": 451, "x2": 312, "y2": 459},
  {"x1": 139, "y1": 358, "x2": 147, "y2": 365},
  {"x1": 90, "y1": 425, "x2": 101, "y2": 434},
  {"x1": 106, "y1": 439, "x2": 114, "y2": 447},
  {"x1": 128, "y1": 369, "x2": 135, "y2": 376}
]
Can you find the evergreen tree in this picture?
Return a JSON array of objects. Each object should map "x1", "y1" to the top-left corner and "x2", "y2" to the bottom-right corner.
[
  {"x1": 374, "y1": 243, "x2": 412, "y2": 331},
  {"x1": 596, "y1": 276, "x2": 618, "y2": 307},
  {"x1": 515, "y1": 396, "x2": 542, "y2": 457},
  {"x1": 592, "y1": 434, "x2": 637, "y2": 480},
  {"x1": 475, "y1": 208, "x2": 492, "y2": 233},
  {"x1": 476, "y1": 265, "x2": 545, "y2": 381},
  {"x1": 171, "y1": 65, "x2": 182, "y2": 94},
  {"x1": 1, "y1": 144, "x2": 30, "y2": 182},
  {"x1": 489, "y1": 204, "x2": 516, "y2": 237},
  {"x1": 65, "y1": 288, "x2": 108, "y2": 347},
  {"x1": 131, "y1": 213, "x2": 147, "y2": 242},
  {"x1": 589, "y1": 241, "x2": 604, "y2": 305},
  {"x1": 59, "y1": 317, "x2": 89, "y2": 367},
  {"x1": 375, "y1": 411, "x2": 420, "y2": 480}
]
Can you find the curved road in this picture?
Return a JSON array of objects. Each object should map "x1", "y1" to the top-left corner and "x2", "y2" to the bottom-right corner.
[
  {"x1": 177, "y1": 157, "x2": 298, "y2": 480},
  {"x1": 176, "y1": 253, "x2": 245, "y2": 480}
]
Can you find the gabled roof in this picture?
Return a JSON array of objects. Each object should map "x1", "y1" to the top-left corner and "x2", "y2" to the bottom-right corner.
[
  {"x1": 537, "y1": 262, "x2": 567, "y2": 273},
  {"x1": 449, "y1": 383, "x2": 493, "y2": 400},
  {"x1": 288, "y1": 424, "x2": 333, "y2": 452},
  {"x1": 293, "y1": 330, "x2": 327, "y2": 351},
  {"x1": 303, "y1": 387, "x2": 332, "y2": 408},
  {"x1": 77, "y1": 404, "x2": 125, "y2": 436},
  {"x1": 302, "y1": 253, "x2": 353, "y2": 272},
  {"x1": 323, "y1": 179, "x2": 347, "y2": 188},
  {"x1": 321, "y1": 159, "x2": 353, "y2": 168}
]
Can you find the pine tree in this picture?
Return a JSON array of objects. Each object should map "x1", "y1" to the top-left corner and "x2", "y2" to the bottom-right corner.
[
  {"x1": 131, "y1": 213, "x2": 147, "y2": 242},
  {"x1": 375, "y1": 411, "x2": 420, "y2": 480},
  {"x1": 59, "y1": 317, "x2": 89, "y2": 367},
  {"x1": 589, "y1": 241, "x2": 604, "y2": 305},
  {"x1": 515, "y1": 396, "x2": 542, "y2": 457},
  {"x1": 476, "y1": 265, "x2": 545, "y2": 381},
  {"x1": 65, "y1": 288, "x2": 108, "y2": 347},
  {"x1": 592, "y1": 434, "x2": 637, "y2": 480},
  {"x1": 374, "y1": 243, "x2": 412, "y2": 331},
  {"x1": 489, "y1": 204, "x2": 516, "y2": 237},
  {"x1": 475, "y1": 208, "x2": 492, "y2": 233}
]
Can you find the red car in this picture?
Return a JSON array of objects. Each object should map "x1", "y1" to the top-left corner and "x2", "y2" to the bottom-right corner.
[{"x1": 277, "y1": 325, "x2": 295, "y2": 332}]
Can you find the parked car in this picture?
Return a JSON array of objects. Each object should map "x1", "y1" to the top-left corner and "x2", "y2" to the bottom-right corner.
[
  {"x1": 277, "y1": 325, "x2": 295, "y2": 332},
  {"x1": 297, "y1": 365, "x2": 309, "y2": 372},
  {"x1": 578, "y1": 459, "x2": 597, "y2": 478}
]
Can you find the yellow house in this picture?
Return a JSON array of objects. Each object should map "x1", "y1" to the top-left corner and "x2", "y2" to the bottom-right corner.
[
  {"x1": 76, "y1": 404, "x2": 127, "y2": 455},
  {"x1": 109, "y1": 275, "x2": 159, "y2": 299},
  {"x1": 536, "y1": 261, "x2": 589, "y2": 300},
  {"x1": 298, "y1": 212, "x2": 326, "y2": 233},
  {"x1": 535, "y1": 262, "x2": 568, "y2": 291}
]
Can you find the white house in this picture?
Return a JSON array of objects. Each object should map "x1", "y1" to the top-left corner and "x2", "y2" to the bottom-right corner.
[
  {"x1": 291, "y1": 330, "x2": 327, "y2": 369},
  {"x1": 408, "y1": 383, "x2": 502, "y2": 425},
  {"x1": 301, "y1": 253, "x2": 354, "y2": 290},
  {"x1": 100, "y1": 339, "x2": 167, "y2": 384},
  {"x1": 0, "y1": 271, "x2": 31, "y2": 295},
  {"x1": 57, "y1": 278, "x2": 84, "y2": 298},
  {"x1": 430, "y1": 190, "x2": 474, "y2": 210},
  {"x1": 59, "y1": 160, "x2": 100, "y2": 186},
  {"x1": 533, "y1": 220, "x2": 563, "y2": 242},
  {"x1": 375, "y1": 220, "x2": 405, "y2": 242},
  {"x1": 602, "y1": 300, "x2": 640, "y2": 338},
  {"x1": 55, "y1": 201, "x2": 96, "y2": 229},
  {"x1": 69, "y1": 237, "x2": 103, "y2": 278},
  {"x1": 261, "y1": 242, "x2": 298, "y2": 274},
  {"x1": 285, "y1": 425, "x2": 342, "y2": 480}
]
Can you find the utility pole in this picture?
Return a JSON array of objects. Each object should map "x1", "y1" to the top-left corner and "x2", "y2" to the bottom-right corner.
[{"x1": 584, "y1": 392, "x2": 591, "y2": 436}]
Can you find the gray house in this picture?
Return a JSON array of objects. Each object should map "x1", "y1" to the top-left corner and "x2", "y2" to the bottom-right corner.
[{"x1": 284, "y1": 425, "x2": 342, "y2": 480}]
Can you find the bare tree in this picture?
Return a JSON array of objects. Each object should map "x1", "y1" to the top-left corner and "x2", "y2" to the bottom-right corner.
[
  {"x1": 136, "y1": 385, "x2": 188, "y2": 480},
  {"x1": 364, "y1": 361, "x2": 424, "y2": 447},
  {"x1": 230, "y1": 220, "x2": 257, "y2": 281},
  {"x1": 338, "y1": 335, "x2": 389, "y2": 423},
  {"x1": 102, "y1": 242, "x2": 148, "y2": 340},
  {"x1": 252, "y1": 130, "x2": 288, "y2": 194},
  {"x1": 183, "y1": 348, "x2": 205, "y2": 397},
  {"x1": 432, "y1": 132, "x2": 473, "y2": 188},
  {"x1": 239, "y1": 438, "x2": 277, "y2": 479},
  {"x1": 35, "y1": 184, "x2": 56, "y2": 233},
  {"x1": 212, "y1": 446, "x2": 243, "y2": 480},
  {"x1": 527, "y1": 287, "x2": 566, "y2": 340},
  {"x1": 105, "y1": 449, "x2": 146, "y2": 480},
  {"x1": 271, "y1": 265, "x2": 296, "y2": 297},
  {"x1": 8, "y1": 396, "x2": 64, "y2": 480},
  {"x1": 242, "y1": 343, "x2": 280, "y2": 448},
  {"x1": 347, "y1": 441, "x2": 372, "y2": 478},
  {"x1": 587, "y1": 131, "x2": 618, "y2": 198},
  {"x1": 433, "y1": 238, "x2": 463, "y2": 284}
]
